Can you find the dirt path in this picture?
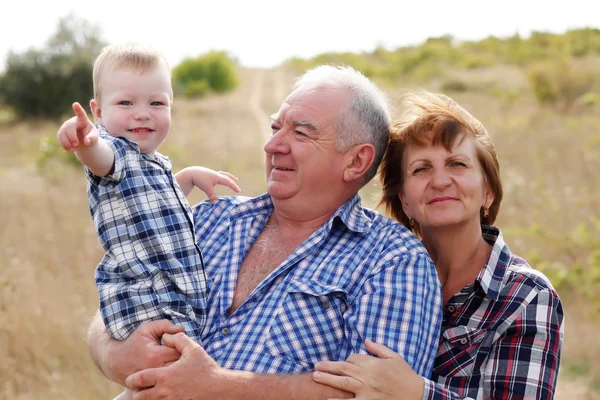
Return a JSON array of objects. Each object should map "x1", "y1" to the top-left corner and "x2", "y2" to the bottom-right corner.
[{"x1": 248, "y1": 68, "x2": 269, "y2": 141}]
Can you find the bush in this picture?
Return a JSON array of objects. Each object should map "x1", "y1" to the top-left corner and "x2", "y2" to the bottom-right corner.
[
  {"x1": 36, "y1": 132, "x2": 80, "y2": 171},
  {"x1": 183, "y1": 79, "x2": 210, "y2": 98},
  {"x1": 0, "y1": 105, "x2": 17, "y2": 124},
  {"x1": 172, "y1": 51, "x2": 239, "y2": 98},
  {"x1": 441, "y1": 78, "x2": 468, "y2": 92},
  {"x1": 528, "y1": 60, "x2": 594, "y2": 111},
  {"x1": 0, "y1": 15, "x2": 105, "y2": 119}
]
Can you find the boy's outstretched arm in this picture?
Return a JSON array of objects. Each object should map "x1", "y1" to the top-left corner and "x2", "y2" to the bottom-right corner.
[
  {"x1": 175, "y1": 166, "x2": 241, "y2": 201},
  {"x1": 57, "y1": 102, "x2": 114, "y2": 177}
]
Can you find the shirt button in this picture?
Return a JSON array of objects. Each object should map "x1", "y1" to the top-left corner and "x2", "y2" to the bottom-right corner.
[
  {"x1": 322, "y1": 301, "x2": 331, "y2": 309},
  {"x1": 447, "y1": 306, "x2": 456, "y2": 312},
  {"x1": 460, "y1": 338, "x2": 468, "y2": 345},
  {"x1": 221, "y1": 327, "x2": 230, "y2": 335}
]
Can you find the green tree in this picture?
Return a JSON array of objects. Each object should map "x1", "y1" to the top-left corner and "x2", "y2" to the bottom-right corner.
[{"x1": 0, "y1": 14, "x2": 106, "y2": 119}]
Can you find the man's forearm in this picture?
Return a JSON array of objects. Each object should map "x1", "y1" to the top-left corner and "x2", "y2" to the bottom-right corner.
[
  {"x1": 219, "y1": 370, "x2": 352, "y2": 400},
  {"x1": 87, "y1": 311, "x2": 120, "y2": 382},
  {"x1": 88, "y1": 313, "x2": 186, "y2": 388}
]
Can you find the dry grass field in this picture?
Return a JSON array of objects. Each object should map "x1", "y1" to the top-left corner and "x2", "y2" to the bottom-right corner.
[{"x1": 1, "y1": 64, "x2": 599, "y2": 399}]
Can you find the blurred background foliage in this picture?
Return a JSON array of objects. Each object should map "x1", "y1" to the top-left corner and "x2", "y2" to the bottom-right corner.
[
  {"x1": 0, "y1": 16, "x2": 105, "y2": 119},
  {"x1": 172, "y1": 51, "x2": 240, "y2": 98},
  {"x1": 287, "y1": 28, "x2": 600, "y2": 113}
]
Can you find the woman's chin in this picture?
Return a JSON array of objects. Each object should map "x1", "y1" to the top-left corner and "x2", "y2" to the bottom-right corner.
[{"x1": 422, "y1": 217, "x2": 470, "y2": 231}]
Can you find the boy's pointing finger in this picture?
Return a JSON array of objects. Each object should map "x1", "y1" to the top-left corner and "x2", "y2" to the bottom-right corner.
[{"x1": 72, "y1": 102, "x2": 90, "y2": 127}]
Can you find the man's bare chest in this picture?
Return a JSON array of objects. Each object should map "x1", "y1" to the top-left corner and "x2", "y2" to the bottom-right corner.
[{"x1": 228, "y1": 228, "x2": 301, "y2": 315}]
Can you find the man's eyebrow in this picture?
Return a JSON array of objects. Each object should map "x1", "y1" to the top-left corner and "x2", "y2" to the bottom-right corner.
[
  {"x1": 291, "y1": 120, "x2": 317, "y2": 131},
  {"x1": 269, "y1": 115, "x2": 318, "y2": 131}
]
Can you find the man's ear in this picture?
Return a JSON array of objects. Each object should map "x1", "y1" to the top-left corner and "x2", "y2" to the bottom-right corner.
[
  {"x1": 343, "y1": 143, "x2": 375, "y2": 183},
  {"x1": 90, "y1": 99, "x2": 102, "y2": 124}
]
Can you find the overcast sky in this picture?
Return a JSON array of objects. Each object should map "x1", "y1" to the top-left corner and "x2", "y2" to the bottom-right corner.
[{"x1": 1, "y1": 0, "x2": 597, "y2": 69}]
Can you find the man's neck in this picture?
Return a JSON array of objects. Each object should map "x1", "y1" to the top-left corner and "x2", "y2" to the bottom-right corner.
[
  {"x1": 268, "y1": 188, "x2": 357, "y2": 232},
  {"x1": 268, "y1": 206, "x2": 334, "y2": 235}
]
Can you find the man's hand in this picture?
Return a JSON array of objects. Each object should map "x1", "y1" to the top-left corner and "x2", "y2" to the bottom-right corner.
[
  {"x1": 89, "y1": 316, "x2": 184, "y2": 385},
  {"x1": 126, "y1": 332, "x2": 228, "y2": 400},
  {"x1": 57, "y1": 102, "x2": 98, "y2": 152}
]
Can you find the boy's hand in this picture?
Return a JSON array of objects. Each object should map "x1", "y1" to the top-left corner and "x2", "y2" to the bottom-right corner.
[
  {"x1": 200, "y1": 169, "x2": 241, "y2": 203},
  {"x1": 57, "y1": 102, "x2": 98, "y2": 152},
  {"x1": 175, "y1": 167, "x2": 241, "y2": 201}
]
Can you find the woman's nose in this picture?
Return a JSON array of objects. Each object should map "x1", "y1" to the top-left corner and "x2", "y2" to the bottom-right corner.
[{"x1": 430, "y1": 168, "x2": 452, "y2": 188}]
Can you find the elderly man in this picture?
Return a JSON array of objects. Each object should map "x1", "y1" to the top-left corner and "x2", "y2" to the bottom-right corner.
[{"x1": 88, "y1": 65, "x2": 442, "y2": 399}]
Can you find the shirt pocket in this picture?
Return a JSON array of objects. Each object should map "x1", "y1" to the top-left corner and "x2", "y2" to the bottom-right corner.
[
  {"x1": 433, "y1": 325, "x2": 489, "y2": 378},
  {"x1": 264, "y1": 280, "x2": 348, "y2": 372}
]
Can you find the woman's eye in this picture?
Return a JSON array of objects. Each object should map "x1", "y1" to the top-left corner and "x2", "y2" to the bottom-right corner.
[
  {"x1": 413, "y1": 167, "x2": 427, "y2": 174},
  {"x1": 450, "y1": 161, "x2": 467, "y2": 168},
  {"x1": 119, "y1": 101, "x2": 132, "y2": 106},
  {"x1": 151, "y1": 101, "x2": 165, "y2": 106}
]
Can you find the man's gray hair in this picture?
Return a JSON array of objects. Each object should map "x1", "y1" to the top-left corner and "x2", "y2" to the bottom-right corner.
[{"x1": 293, "y1": 65, "x2": 392, "y2": 184}]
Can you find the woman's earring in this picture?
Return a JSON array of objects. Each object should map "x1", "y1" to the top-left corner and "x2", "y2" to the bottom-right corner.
[
  {"x1": 483, "y1": 207, "x2": 490, "y2": 218},
  {"x1": 409, "y1": 217, "x2": 416, "y2": 229}
]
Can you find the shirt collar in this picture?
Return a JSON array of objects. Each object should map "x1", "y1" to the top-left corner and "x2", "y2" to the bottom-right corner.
[
  {"x1": 228, "y1": 193, "x2": 372, "y2": 234},
  {"x1": 228, "y1": 193, "x2": 274, "y2": 221},
  {"x1": 328, "y1": 193, "x2": 372, "y2": 234},
  {"x1": 475, "y1": 225, "x2": 513, "y2": 301}
]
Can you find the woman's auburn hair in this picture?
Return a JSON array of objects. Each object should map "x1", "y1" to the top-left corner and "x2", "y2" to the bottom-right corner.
[{"x1": 378, "y1": 91, "x2": 503, "y2": 236}]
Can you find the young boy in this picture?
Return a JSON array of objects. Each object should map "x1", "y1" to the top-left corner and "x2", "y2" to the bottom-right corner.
[{"x1": 57, "y1": 44, "x2": 240, "y2": 347}]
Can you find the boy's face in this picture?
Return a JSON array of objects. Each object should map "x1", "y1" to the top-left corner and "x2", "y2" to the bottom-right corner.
[{"x1": 91, "y1": 63, "x2": 172, "y2": 156}]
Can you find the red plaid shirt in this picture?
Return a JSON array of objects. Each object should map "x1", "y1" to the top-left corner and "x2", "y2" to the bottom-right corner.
[{"x1": 422, "y1": 226, "x2": 564, "y2": 400}]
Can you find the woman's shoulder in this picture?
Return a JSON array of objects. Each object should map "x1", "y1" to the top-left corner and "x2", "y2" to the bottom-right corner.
[{"x1": 505, "y1": 255, "x2": 559, "y2": 296}]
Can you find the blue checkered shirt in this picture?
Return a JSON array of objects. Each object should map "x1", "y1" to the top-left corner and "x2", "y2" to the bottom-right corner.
[
  {"x1": 422, "y1": 226, "x2": 564, "y2": 400},
  {"x1": 88, "y1": 130, "x2": 207, "y2": 342},
  {"x1": 193, "y1": 193, "x2": 443, "y2": 376}
]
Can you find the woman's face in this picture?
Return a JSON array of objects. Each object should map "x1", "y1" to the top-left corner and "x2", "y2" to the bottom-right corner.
[{"x1": 399, "y1": 134, "x2": 493, "y2": 232}]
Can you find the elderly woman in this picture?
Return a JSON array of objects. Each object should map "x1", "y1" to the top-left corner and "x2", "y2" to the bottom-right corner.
[{"x1": 312, "y1": 91, "x2": 564, "y2": 400}]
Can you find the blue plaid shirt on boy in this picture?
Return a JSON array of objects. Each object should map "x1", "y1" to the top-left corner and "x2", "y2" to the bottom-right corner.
[
  {"x1": 192, "y1": 194, "x2": 443, "y2": 376},
  {"x1": 88, "y1": 129, "x2": 207, "y2": 342},
  {"x1": 422, "y1": 226, "x2": 564, "y2": 400}
]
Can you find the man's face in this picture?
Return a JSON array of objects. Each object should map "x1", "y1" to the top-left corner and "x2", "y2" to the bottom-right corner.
[{"x1": 265, "y1": 87, "x2": 351, "y2": 208}]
